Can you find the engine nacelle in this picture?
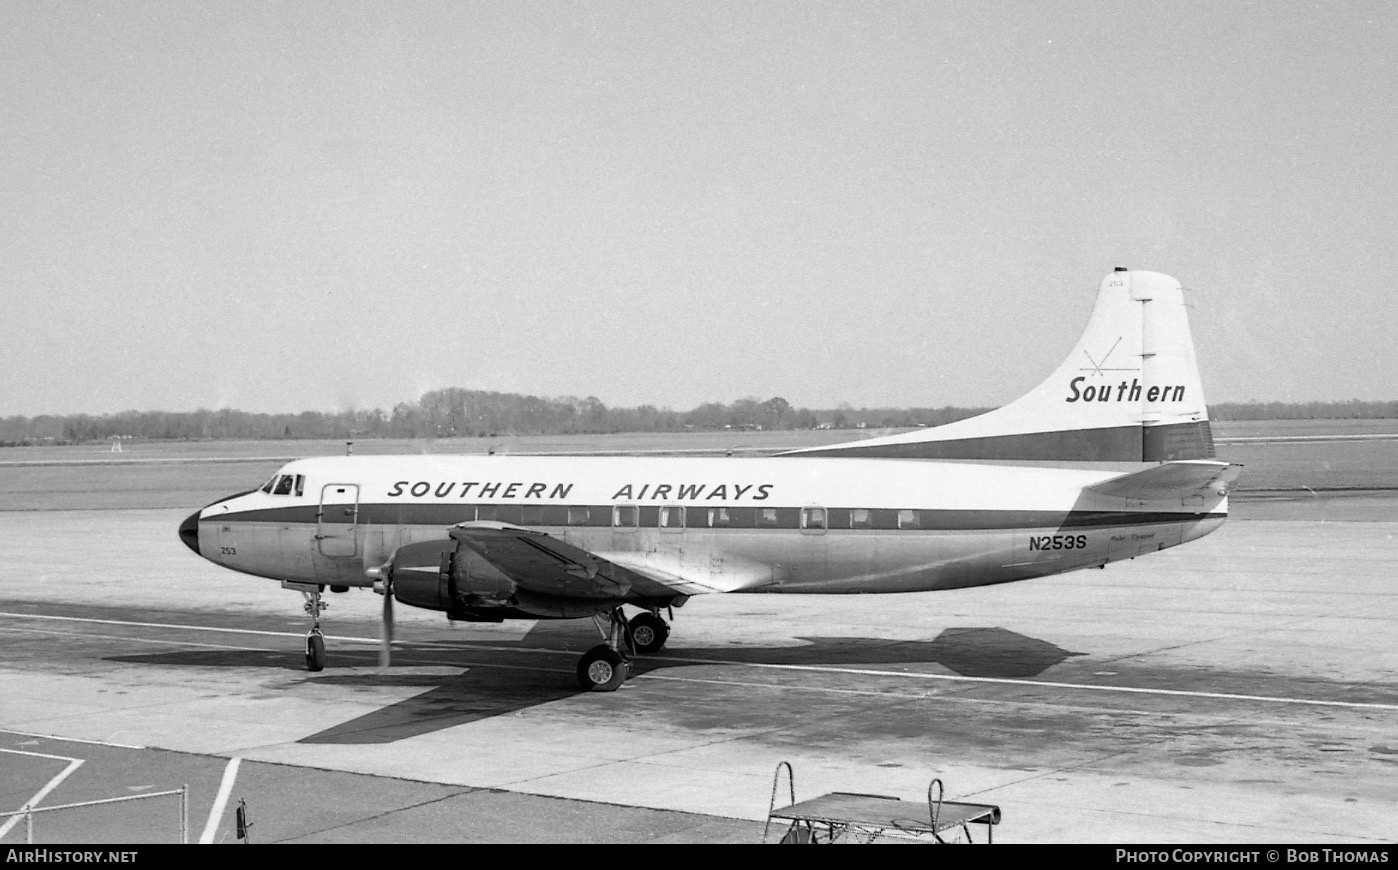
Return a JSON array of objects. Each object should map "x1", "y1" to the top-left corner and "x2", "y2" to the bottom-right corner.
[{"x1": 387, "y1": 538, "x2": 516, "y2": 612}]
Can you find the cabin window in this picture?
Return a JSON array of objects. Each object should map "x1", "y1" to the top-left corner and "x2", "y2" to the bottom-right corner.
[
  {"x1": 757, "y1": 507, "x2": 781, "y2": 528},
  {"x1": 613, "y1": 505, "x2": 638, "y2": 528},
  {"x1": 708, "y1": 507, "x2": 731, "y2": 528},
  {"x1": 850, "y1": 508, "x2": 873, "y2": 529},
  {"x1": 801, "y1": 507, "x2": 827, "y2": 530},
  {"x1": 898, "y1": 509, "x2": 921, "y2": 530},
  {"x1": 567, "y1": 506, "x2": 591, "y2": 526},
  {"x1": 659, "y1": 505, "x2": 685, "y2": 529},
  {"x1": 272, "y1": 475, "x2": 294, "y2": 496},
  {"x1": 520, "y1": 505, "x2": 545, "y2": 525}
]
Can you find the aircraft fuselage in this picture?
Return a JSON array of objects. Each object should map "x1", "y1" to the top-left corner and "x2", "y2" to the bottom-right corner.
[{"x1": 183, "y1": 454, "x2": 1226, "y2": 609}]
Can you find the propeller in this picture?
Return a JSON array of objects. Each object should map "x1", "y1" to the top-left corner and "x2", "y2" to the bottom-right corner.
[
  {"x1": 365, "y1": 560, "x2": 395, "y2": 668},
  {"x1": 379, "y1": 573, "x2": 394, "y2": 669},
  {"x1": 364, "y1": 510, "x2": 407, "y2": 670}
]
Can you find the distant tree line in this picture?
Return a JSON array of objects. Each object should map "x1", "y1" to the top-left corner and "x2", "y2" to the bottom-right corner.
[
  {"x1": 0, "y1": 390, "x2": 819, "y2": 445},
  {"x1": 1, "y1": 392, "x2": 1395, "y2": 446},
  {"x1": 1209, "y1": 400, "x2": 1398, "y2": 421}
]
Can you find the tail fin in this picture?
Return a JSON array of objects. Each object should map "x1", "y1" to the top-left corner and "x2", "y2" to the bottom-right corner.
[{"x1": 788, "y1": 270, "x2": 1214, "y2": 462}]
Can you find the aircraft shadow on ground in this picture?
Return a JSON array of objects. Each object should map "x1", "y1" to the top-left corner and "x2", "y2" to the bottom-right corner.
[{"x1": 105, "y1": 626, "x2": 1082, "y2": 744}]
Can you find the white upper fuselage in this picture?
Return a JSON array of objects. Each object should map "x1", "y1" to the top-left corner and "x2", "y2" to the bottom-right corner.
[{"x1": 191, "y1": 453, "x2": 1227, "y2": 600}]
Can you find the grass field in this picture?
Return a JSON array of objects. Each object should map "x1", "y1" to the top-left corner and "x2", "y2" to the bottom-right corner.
[{"x1": 0, "y1": 420, "x2": 1394, "y2": 511}]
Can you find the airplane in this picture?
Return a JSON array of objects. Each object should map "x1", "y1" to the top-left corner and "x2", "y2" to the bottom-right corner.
[{"x1": 179, "y1": 269, "x2": 1239, "y2": 691}]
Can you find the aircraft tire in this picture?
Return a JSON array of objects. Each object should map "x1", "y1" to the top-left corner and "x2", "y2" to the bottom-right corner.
[
  {"x1": 306, "y1": 633, "x2": 326, "y2": 672},
  {"x1": 628, "y1": 613, "x2": 670, "y2": 654},
  {"x1": 576, "y1": 644, "x2": 628, "y2": 692}
]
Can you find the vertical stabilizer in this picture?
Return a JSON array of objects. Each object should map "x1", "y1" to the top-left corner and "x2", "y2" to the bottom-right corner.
[{"x1": 787, "y1": 270, "x2": 1214, "y2": 462}]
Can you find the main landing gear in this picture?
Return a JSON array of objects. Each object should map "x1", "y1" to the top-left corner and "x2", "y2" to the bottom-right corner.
[
  {"x1": 628, "y1": 610, "x2": 670, "y2": 654},
  {"x1": 575, "y1": 607, "x2": 671, "y2": 692}
]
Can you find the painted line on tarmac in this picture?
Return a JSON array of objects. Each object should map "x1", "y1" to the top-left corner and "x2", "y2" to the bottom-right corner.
[
  {"x1": 0, "y1": 457, "x2": 297, "y2": 467},
  {"x1": 0, "y1": 749, "x2": 85, "y2": 839},
  {"x1": 199, "y1": 757, "x2": 241, "y2": 845},
  {"x1": 0, "y1": 729, "x2": 144, "y2": 750},
  {"x1": 1219, "y1": 434, "x2": 1398, "y2": 443},
  {"x1": 6, "y1": 611, "x2": 1396, "y2": 714},
  {"x1": 393, "y1": 643, "x2": 1398, "y2": 713},
  {"x1": 0, "y1": 611, "x2": 381, "y2": 645},
  {"x1": 0, "y1": 614, "x2": 567, "y2": 676},
  {"x1": 1, "y1": 624, "x2": 277, "y2": 652},
  {"x1": 639, "y1": 655, "x2": 1398, "y2": 712}
]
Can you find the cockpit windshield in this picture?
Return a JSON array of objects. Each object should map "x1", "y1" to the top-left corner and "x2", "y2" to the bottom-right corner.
[{"x1": 264, "y1": 473, "x2": 305, "y2": 496}]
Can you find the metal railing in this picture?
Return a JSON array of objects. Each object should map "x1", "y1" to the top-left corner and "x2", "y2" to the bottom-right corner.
[{"x1": 1, "y1": 785, "x2": 189, "y2": 844}]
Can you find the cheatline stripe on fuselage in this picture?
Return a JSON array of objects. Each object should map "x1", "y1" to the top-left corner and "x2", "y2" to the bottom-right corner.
[
  {"x1": 787, "y1": 420, "x2": 1217, "y2": 462},
  {"x1": 213, "y1": 503, "x2": 1225, "y2": 531}
]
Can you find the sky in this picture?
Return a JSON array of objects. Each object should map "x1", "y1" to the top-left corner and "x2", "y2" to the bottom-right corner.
[{"x1": 2, "y1": 1, "x2": 1395, "y2": 416}]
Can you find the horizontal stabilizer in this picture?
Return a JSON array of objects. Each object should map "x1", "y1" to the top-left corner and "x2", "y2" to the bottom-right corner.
[{"x1": 1084, "y1": 460, "x2": 1241, "y2": 501}]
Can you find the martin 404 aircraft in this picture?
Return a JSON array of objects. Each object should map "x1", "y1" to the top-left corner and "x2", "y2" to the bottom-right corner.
[{"x1": 180, "y1": 269, "x2": 1239, "y2": 691}]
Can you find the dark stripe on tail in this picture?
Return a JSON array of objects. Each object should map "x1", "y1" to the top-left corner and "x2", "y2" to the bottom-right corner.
[{"x1": 1143, "y1": 420, "x2": 1215, "y2": 461}]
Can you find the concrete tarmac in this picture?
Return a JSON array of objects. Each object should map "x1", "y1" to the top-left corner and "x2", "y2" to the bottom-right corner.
[{"x1": 1, "y1": 497, "x2": 1395, "y2": 843}]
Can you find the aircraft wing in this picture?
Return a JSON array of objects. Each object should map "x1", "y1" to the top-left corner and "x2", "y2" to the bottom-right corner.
[
  {"x1": 1084, "y1": 460, "x2": 1242, "y2": 501},
  {"x1": 446, "y1": 521, "x2": 691, "y2": 600}
]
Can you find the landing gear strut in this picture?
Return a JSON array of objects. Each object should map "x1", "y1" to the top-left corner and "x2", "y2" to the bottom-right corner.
[
  {"x1": 301, "y1": 587, "x2": 328, "y2": 672},
  {"x1": 576, "y1": 607, "x2": 634, "y2": 692}
]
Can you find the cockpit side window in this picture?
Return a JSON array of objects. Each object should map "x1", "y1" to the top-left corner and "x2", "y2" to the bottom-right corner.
[
  {"x1": 294, "y1": 474, "x2": 305, "y2": 497},
  {"x1": 272, "y1": 475, "x2": 294, "y2": 495}
]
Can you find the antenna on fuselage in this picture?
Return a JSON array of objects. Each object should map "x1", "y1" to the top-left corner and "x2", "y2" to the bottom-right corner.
[{"x1": 346, "y1": 440, "x2": 353, "y2": 456}]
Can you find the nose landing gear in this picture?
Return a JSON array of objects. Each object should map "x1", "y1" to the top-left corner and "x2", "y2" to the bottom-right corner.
[
  {"x1": 288, "y1": 583, "x2": 329, "y2": 672},
  {"x1": 305, "y1": 631, "x2": 326, "y2": 672}
]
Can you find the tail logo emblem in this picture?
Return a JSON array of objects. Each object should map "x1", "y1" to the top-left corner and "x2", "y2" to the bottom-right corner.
[
  {"x1": 1068, "y1": 336, "x2": 1183, "y2": 402},
  {"x1": 1067, "y1": 377, "x2": 1185, "y2": 403},
  {"x1": 1079, "y1": 337, "x2": 1134, "y2": 377}
]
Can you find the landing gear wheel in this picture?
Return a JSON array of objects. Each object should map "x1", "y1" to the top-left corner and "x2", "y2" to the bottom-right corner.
[
  {"x1": 576, "y1": 644, "x2": 628, "y2": 692},
  {"x1": 628, "y1": 612, "x2": 670, "y2": 654},
  {"x1": 305, "y1": 632, "x2": 326, "y2": 672}
]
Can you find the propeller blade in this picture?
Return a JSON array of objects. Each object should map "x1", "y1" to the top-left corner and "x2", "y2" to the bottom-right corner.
[
  {"x1": 379, "y1": 577, "x2": 394, "y2": 669},
  {"x1": 378, "y1": 508, "x2": 405, "y2": 670}
]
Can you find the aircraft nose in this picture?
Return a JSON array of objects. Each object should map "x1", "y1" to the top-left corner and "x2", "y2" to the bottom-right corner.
[{"x1": 179, "y1": 511, "x2": 201, "y2": 555}]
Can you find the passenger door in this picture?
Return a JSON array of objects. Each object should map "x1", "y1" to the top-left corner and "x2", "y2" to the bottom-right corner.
[{"x1": 317, "y1": 484, "x2": 359, "y2": 557}]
